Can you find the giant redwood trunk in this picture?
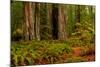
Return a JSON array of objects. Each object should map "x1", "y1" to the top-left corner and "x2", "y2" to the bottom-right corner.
[
  {"x1": 28, "y1": 2, "x2": 35, "y2": 40},
  {"x1": 23, "y1": 2, "x2": 35, "y2": 40},
  {"x1": 23, "y1": 2, "x2": 29, "y2": 40},
  {"x1": 58, "y1": 5, "x2": 67, "y2": 40}
]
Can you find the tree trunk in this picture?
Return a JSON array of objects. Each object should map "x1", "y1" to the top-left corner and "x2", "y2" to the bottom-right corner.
[
  {"x1": 23, "y1": 2, "x2": 29, "y2": 40},
  {"x1": 23, "y1": 2, "x2": 35, "y2": 40},
  {"x1": 58, "y1": 5, "x2": 67, "y2": 40},
  {"x1": 28, "y1": 2, "x2": 35, "y2": 40},
  {"x1": 47, "y1": 4, "x2": 52, "y2": 39},
  {"x1": 52, "y1": 4, "x2": 58, "y2": 39},
  {"x1": 35, "y1": 3, "x2": 40, "y2": 40},
  {"x1": 75, "y1": 5, "x2": 80, "y2": 23}
]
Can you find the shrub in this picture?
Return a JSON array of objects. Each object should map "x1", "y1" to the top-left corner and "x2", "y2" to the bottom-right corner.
[
  {"x1": 68, "y1": 22, "x2": 95, "y2": 47},
  {"x1": 12, "y1": 28, "x2": 23, "y2": 41}
]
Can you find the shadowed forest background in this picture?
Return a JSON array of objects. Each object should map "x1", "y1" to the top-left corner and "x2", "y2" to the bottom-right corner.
[{"x1": 11, "y1": 1, "x2": 95, "y2": 66}]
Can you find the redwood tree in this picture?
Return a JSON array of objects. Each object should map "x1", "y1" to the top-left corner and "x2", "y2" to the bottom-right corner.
[
  {"x1": 23, "y1": 2, "x2": 35, "y2": 40},
  {"x1": 58, "y1": 5, "x2": 67, "y2": 40}
]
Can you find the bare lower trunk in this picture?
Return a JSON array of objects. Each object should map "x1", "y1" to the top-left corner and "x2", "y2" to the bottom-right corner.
[
  {"x1": 58, "y1": 5, "x2": 67, "y2": 40},
  {"x1": 28, "y1": 2, "x2": 35, "y2": 40},
  {"x1": 23, "y1": 2, "x2": 29, "y2": 40},
  {"x1": 47, "y1": 4, "x2": 52, "y2": 39},
  {"x1": 23, "y1": 2, "x2": 35, "y2": 40},
  {"x1": 35, "y1": 3, "x2": 40, "y2": 40}
]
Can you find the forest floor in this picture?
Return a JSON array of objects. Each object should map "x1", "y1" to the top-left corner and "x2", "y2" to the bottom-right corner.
[
  {"x1": 11, "y1": 40, "x2": 95, "y2": 66},
  {"x1": 72, "y1": 47, "x2": 95, "y2": 61}
]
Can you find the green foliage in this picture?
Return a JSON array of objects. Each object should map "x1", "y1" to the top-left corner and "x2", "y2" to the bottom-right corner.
[
  {"x1": 12, "y1": 28, "x2": 23, "y2": 41},
  {"x1": 67, "y1": 5, "x2": 76, "y2": 36},
  {"x1": 11, "y1": 40, "x2": 72, "y2": 66},
  {"x1": 68, "y1": 21, "x2": 95, "y2": 47},
  {"x1": 11, "y1": 1, "x2": 23, "y2": 35},
  {"x1": 11, "y1": 2, "x2": 95, "y2": 41}
]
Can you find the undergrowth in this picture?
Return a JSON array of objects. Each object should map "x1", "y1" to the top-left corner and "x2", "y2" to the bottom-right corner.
[{"x1": 11, "y1": 40, "x2": 72, "y2": 66}]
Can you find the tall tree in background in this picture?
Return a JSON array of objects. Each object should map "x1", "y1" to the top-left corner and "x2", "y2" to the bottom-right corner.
[
  {"x1": 67, "y1": 5, "x2": 76, "y2": 36},
  {"x1": 52, "y1": 4, "x2": 59, "y2": 39},
  {"x1": 75, "y1": 5, "x2": 80, "y2": 23},
  {"x1": 46, "y1": 4, "x2": 52, "y2": 39},
  {"x1": 31, "y1": 2, "x2": 35, "y2": 40},
  {"x1": 39, "y1": 3, "x2": 52, "y2": 40},
  {"x1": 58, "y1": 5, "x2": 67, "y2": 40},
  {"x1": 23, "y1": 2, "x2": 30, "y2": 40},
  {"x1": 28, "y1": 2, "x2": 35, "y2": 40},
  {"x1": 35, "y1": 3, "x2": 40, "y2": 40}
]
